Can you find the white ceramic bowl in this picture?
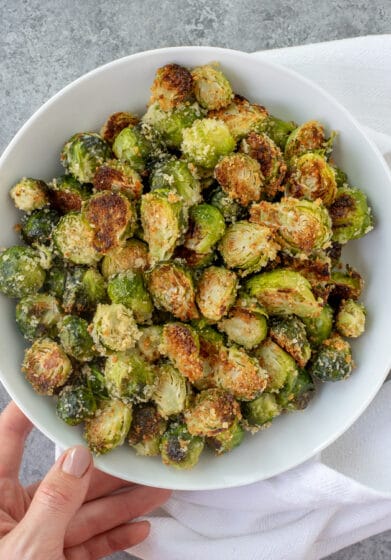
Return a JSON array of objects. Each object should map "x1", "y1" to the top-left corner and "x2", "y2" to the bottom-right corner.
[{"x1": 1, "y1": 47, "x2": 391, "y2": 490}]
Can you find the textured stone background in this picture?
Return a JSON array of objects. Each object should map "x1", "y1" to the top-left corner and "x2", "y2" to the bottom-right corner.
[{"x1": 1, "y1": 1, "x2": 391, "y2": 558}]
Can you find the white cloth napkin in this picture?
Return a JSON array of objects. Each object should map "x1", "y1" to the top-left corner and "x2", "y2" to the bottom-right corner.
[{"x1": 127, "y1": 35, "x2": 391, "y2": 560}]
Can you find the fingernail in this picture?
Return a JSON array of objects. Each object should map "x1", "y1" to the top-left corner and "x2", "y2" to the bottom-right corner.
[{"x1": 62, "y1": 446, "x2": 91, "y2": 478}]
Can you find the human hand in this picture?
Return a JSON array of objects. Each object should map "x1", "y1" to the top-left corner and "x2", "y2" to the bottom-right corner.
[{"x1": 0, "y1": 402, "x2": 171, "y2": 559}]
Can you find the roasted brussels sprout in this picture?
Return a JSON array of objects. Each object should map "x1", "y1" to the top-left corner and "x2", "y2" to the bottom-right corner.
[
  {"x1": 84, "y1": 398, "x2": 132, "y2": 455},
  {"x1": 90, "y1": 303, "x2": 141, "y2": 354},
  {"x1": 137, "y1": 325, "x2": 163, "y2": 363},
  {"x1": 206, "y1": 418, "x2": 244, "y2": 454},
  {"x1": 62, "y1": 266, "x2": 107, "y2": 314},
  {"x1": 128, "y1": 403, "x2": 167, "y2": 456},
  {"x1": 105, "y1": 349, "x2": 156, "y2": 403},
  {"x1": 218, "y1": 221, "x2": 279, "y2": 275},
  {"x1": 82, "y1": 360, "x2": 109, "y2": 399},
  {"x1": 328, "y1": 186, "x2": 373, "y2": 244},
  {"x1": 150, "y1": 63, "x2": 194, "y2": 111},
  {"x1": 58, "y1": 315, "x2": 96, "y2": 361},
  {"x1": 330, "y1": 266, "x2": 364, "y2": 301},
  {"x1": 191, "y1": 64, "x2": 233, "y2": 110},
  {"x1": 142, "y1": 102, "x2": 202, "y2": 149},
  {"x1": 0, "y1": 246, "x2": 46, "y2": 298},
  {"x1": 194, "y1": 326, "x2": 224, "y2": 391},
  {"x1": 240, "y1": 131, "x2": 287, "y2": 200},
  {"x1": 259, "y1": 115, "x2": 297, "y2": 150},
  {"x1": 44, "y1": 265, "x2": 66, "y2": 299},
  {"x1": 101, "y1": 239, "x2": 150, "y2": 279},
  {"x1": 208, "y1": 95, "x2": 268, "y2": 140},
  {"x1": 61, "y1": 132, "x2": 111, "y2": 183},
  {"x1": 196, "y1": 266, "x2": 238, "y2": 322},
  {"x1": 277, "y1": 368, "x2": 315, "y2": 411},
  {"x1": 219, "y1": 307, "x2": 267, "y2": 350},
  {"x1": 22, "y1": 337, "x2": 72, "y2": 395},
  {"x1": 161, "y1": 422, "x2": 204, "y2": 469},
  {"x1": 10, "y1": 177, "x2": 48, "y2": 212},
  {"x1": 150, "y1": 158, "x2": 201, "y2": 208},
  {"x1": 100, "y1": 111, "x2": 139, "y2": 144},
  {"x1": 107, "y1": 270, "x2": 153, "y2": 324},
  {"x1": 185, "y1": 388, "x2": 241, "y2": 437},
  {"x1": 16, "y1": 294, "x2": 62, "y2": 341},
  {"x1": 48, "y1": 175, "x2": 91, "y2": 213},
  {"x1": 56, "y1": 384, "x2": 97, "y2": 426},
  {"x1": 246, "y1": 269, "x2": 322, "y2": 318},
  {"x1": 214, "y1": 153, "x2": 263, "y2": 207},
  {"x1": 21, "y1": 208, "x2": 60, "y2": 245},
  {"x1": 269, "y1": 315, "x2": 312, "y2": 367},
  {"x1": 333, "y1": 167, "x2": 349, "y2": 188},
  {"x1": 152, "y1": 362, "x2": 188, "y2": 418},
  {"x1": 279, "y1": 252, "x2": 332, "y2": 302},
  {"x1": 112, "y1": 124, "x2": 158, "y2": 173},
  {"x1": 302, "y1": 303, "x2": 333, "y2": 345},
  {"x1": 309, "y1": 333, "x2": 353, "y2": 382},
  {"x1": 184, "y1": 203, "x2": 225, "y2": 254},
  {"x1": 54, "y1": 212, "x2": 100, "y2": 265},
  {"x1": 148, "y1": 262, "x2": 199, "y2": 321},
  {"x1": 93, "y1": 160, "x2": 143, "y2": 200},
  {"x1": 173, "y1": 246, "x2": 215, "y2": 269},
  {"x1": 286, "y1": 153, "x2": 337, "y2": 206},
  {"x1": 336, "y1": 299, "x2": 366, "y2": 338},
  {"x1": 242, "y1": 393, "x2": 281, "y2": 428},
  {"x1": 208, "y1": 186, "x2": 246, "y2": 223},
  {"x1": 181, "y1": 118, "x2": 235, "y2": 168},
  {"x1": 254, "y1": 338, "x2": 299, "y2": 393},
  {"x1": 160, "y1": 322, "x2": 203, "y2": 383},
  {"x1": 284, "y1": 120, "x2": 327, "y2": 160}
]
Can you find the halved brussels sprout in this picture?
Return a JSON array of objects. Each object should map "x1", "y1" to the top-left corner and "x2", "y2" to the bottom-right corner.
[
  {"x1": 54, "y1": 212, "x2": 100, "y2": 265},
  {"x1": 214, "y1": 153, "x2": 263, "y2": 207},
  {"x1": 48, "y1": 175, "x2": 91, "y2": 213},
  {"x1": 269, "y1": 315, "x2": 311, "y2": 367},
  {"x1": 84, "y1": 398, "x2": 132, "y2": 455},
  {"x1": 208, "y1": 95, "x2": 268, "y2": 140},
  {"x1": 149, "y1": 63, "x2": 194, "y2": 111},
  {"x1": 140, "y1": 188, "x2": 183, "y2": 264},
  {"x1": 82, "y1": 360, "x2": 109, "y2": 400},
  {"x1": 194, "y1": 326, "x2": 224, "y2": 391},
  {"x1": 328, "y1": 186, "x2": 373, "y2": 244},
  {"x1": 148, "y1": 262, "x2": 199, "y2": 321},
  {"x1": 56, "y1": 384, "x2": 97, "y2": 426},
  {"x1": 150, "y1": 158, "x2": 201, "y2": 208},
  {"x1": 330, "y1": 266, "x2": 363, "y2": 301},
  {"x1": 90, "y1": 303, "x2": 141, "y2": 354},
  {"x1": 83, "y1": 191, "x2": 136, "y2": 254},
  {"x1": 215, "y1": 345, "x2": 268, "y2": 401},
  {"x1": 302, "y1": 303, "x2": 334, "y2": 345},
  {"x1": 128, "y1": 403, "x2": 167, "y2": 456},
  {"x1": 254, "y1": 338, "x2": 299, "y2": 393},
  {"x1": 240, "y1": 132, "x2": 287, "y2": 200},
  {"x1": 160, "y1": 322, "x2": 203, "y2": 383},
  {"x1": 105, "y1": 349, "x2": 156, "y2": 403},
  {"x1": 100, "y1": 111, "x2": 139, "y2": 144},
  {"x1": 279, "y1": 252, "x2": 332, "y2": 302},
  {"x1": 259, "y1": 115, "x2": 297, "y2": 150},
  {"x1": 137, "y1": 325, "x2": 163, "y2": 363},
  {"x1": 112, "y1": 125, "x2": 154, "y2": 173},
  {"x1": 336, "y1": 299, "x2": 366, "y2": 338},
  {"x1": 206, "y1": 418, "x2": 244, "y2": 454},
  {"x1": 208, "y1": 186, "x2": 246, "y2": 223},
  {"x1": 185, "y1": 388, "x2": 241, "y2": 437},
  {"x1": 250, "y1": 197, "x2": 332, "y2": 256},
  {"x1": 242, "y1": 393, "x2": 281, "y2": 428},
  {"x1": 101, "y1": 239, "x2": 150, "y2": 279},
  {"x1": 142, "y1": 102, "x2": 202, "y2": 149},
  {"x1": 277, "y1": 368, "x2": 315, "y2": 411},
  {"x1": 0, "y1": 246, "x2": 46, "y2": 298},
  {"x1": 61, "y1": 132, "x2": 111, "y2": 183},
  {"x1": 309, "y1": 332, "x2": 354, "y2": 382},
  {"x1": 173, "y1": 247, "x2": 215, "y2": 269},
  {"x1": 246, "y1": 269, "x2": 322, "y2": 318},
  {"x1": 107, "y1": 270, "x2": 153, "y2": 324},
  {"x1": 10, "y1": 177, "x2": 48, "y2": 212},
  {"x1": 218, "y1": 298, "x2": 268, "y2": 349},
  {"x1": 59, "y1": 315, "x2": 96, "y2": 362},
  {"x1": 21, "y1": 208, "x2": 60, "y2": 245},
  {"x1": 93, "y1": 160, "x2": 143, "y2": 200},
  {"x1": 284, "y1": 120, "x2": 327, "y2": 160},
  {"x1": 196, "y1": 266, "x2": 238, "y2": 322},
  {"x1": 185, "y1": 204, "x2": 225, "y2": 254},
  {"x1": 152, "y1": 362, "x2": 188, "y2": 418},
  {"x1": 218, "y1": 221, "x2": 279, "y2": 275},
  {"x1": 16, "y1": 294, "x2": 62, "y2": 341},
  {"x1": 191, "y1": 64, "x2": 233, "y2": 110},
  {"x1": 181, "y1": 118, "x2": 235, "y2": 169},
  {"x1": 22, "y1": 337, "x2": 72, "y2": 395},
  {"x1": 62, "y1": 266, "x2": 107, "y2": 314},
  {"x1": 161, "y1": 422, "x2": 204, "y2": 470},
  {"x1": 286, "y1": 153, "x2": 337, "y2": 206}
]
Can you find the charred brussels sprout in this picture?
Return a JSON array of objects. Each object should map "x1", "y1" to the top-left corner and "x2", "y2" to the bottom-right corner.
[
  {"x1": 143, "y1": 102, "x2": 202, "y2": 149},
  {"x1": 160, "y1": 322, "x2": 203, "y2": 383},
  {"x1": 59, "y1": 315, "x2": 95, "y2": 361},
  {"x1": 148, "y1": 262, "x2": 199, "y2": 321},
  {"x1": 0, "y1": 246, "x2": 46, "y2": 298},
  {"x1": 93, "y1": 160, "x2": 143, "y2": 200},
  {"x1": 242, "y1": 393, "x2": 281, "y2": 428},
  {"x1": 128, "y1": 404, "x2": 167, "y2": 456},
  {"x1": 254, "y1": 338, "x2": 299, "y2": 393},
  {"x1": 16, "y1": 294, "x2": 62, "y2": 341},
  {"x1": 173, "y1": 246, "x2": 215, "y2": 269},
  {"x1": 259, "y1": 115, "x2": 297, "y2": 150},
  {"x1": 150, "y1": 63, "x2": 194, "y2": 111},
  {"x1": 56, "y1": 385, "x2": 96, "y2": 426},
  {"x1": 215, "y1": 153, "x2": 263, "y2": 207},
  {"x1": 150, "y1": 159, "x2": 201, "y2": 208},
  {"x1": 218, "y1": 305, "x2": 268, "y2": 350},
  {"x1": 10, "y1": 178, "x2": 48, "y2": 212},
  {"x1": 137, "y1": 325, "x2": 163, "y2": 363},
  {"x1": 269, "y1": 315, "x2": 311, "y2": 367},
  {"x1": 61, "y1": 132, "x2": 111, "y2": 183},
  {"x1": 107, "y1": 270, "x2": 153, "y2": 324},
  {"x1": 191, "y1": 64, "x2": 233, "y2": 110},
  {"x1": 208, "y1": 95, "x2": 268, "y2": 140},
  {"x1": 330, "y1": 266, "x2": 363, "y2": 302},
  {"x1": 207, "y1": 418, "x2": 244, "y2": 454},
  {"x1": 286, "y1": 153, "x2": 337, "y2": 206},
  {"x1": 84, "y1": 398, "x2": 132, "y2": 455},
  {"x1": 185, "y1": 203, "x2": 225, "y2": 253},
  {"x1": 22, "y1": 337, "x2": 72, "y2": 395},
  {"x1": 100, "y1": 111, "x2": 139, "y2": 144},
  {"x1": 181, "y1": 118, "x2": 235, "y2": 169},
  {"x1": 208, "y1": 186, "x2": 246, "y2": 223},
  {"x1": 336, "y1": 299, "x2": 366, "y2": 338},
  {"x1": 48, "y1": 175, "x2": 90, "y2": 213},
  {"x1": 246, "y1": 269, "x2": 322, "y2": 318},
  {"x1": 302, "y1": 303, "x2": 333, "y2": 345},
  {"x1": 309, "y1": 333, "x2": 353, "y2": 382},
  {"x1": 185, "y1": 388, "x2": 241, "y2": 437},
  {"x1": 105, "y1": 349, "x2": 156, "y2": 403},
  {"x1": 196, "y1": 266, "x2": 238, "y2": 322},
  {"x1": 277, "y1": 368, "x2": 315, "y2": 411},
  {"x1": 284, "y1": 120, "x2": 328, "y2": 160},
  {"x1": 54, "y1": 212, "x2": 100, "y2": 265},
  {"x1": 101, "y1": 239, "x2": 149, "y2": 279},
  {"x1": 218, "y1": 221, "x2": 279, "y2": 275},
  {"x1": 161, "y1": 422, "x2": 204, "y2": 469},
  {"x1": 90, "y1": 303, "x2": 141, "y2": 354},
  {"x1": 21, "y1": 208, "x2": 60, "y2": 245},
  {"x1": 153, "y1": 363, "x2": 188, "y2": 418},
  {"x1": 328, "y1": 186, "x2": 373, "y2": 244}
]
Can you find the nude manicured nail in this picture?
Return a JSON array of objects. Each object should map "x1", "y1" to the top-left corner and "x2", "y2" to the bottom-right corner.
[{"x1": 62, "y1": 446, "x2": 91, "y2": 477}]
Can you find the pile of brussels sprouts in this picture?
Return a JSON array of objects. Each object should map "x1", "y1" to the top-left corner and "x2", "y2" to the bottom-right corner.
[{"x1": 0, "y1": 62, "x2": 373, "y2": 469}]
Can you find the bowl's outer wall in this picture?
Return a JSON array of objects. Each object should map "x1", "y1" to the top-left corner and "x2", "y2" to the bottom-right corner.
[{"x1": 1, "y1": 47, "x2": 391, "y2": 489}]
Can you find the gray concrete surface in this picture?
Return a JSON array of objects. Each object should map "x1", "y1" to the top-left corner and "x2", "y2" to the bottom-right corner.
[{"x1": 1, "y1": 1, "x2": 391, "y2": 558}]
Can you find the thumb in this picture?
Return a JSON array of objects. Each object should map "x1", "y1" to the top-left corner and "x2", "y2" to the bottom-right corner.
[{"x1": 22, "y1": 445, "x2": 93, "y2": 541}]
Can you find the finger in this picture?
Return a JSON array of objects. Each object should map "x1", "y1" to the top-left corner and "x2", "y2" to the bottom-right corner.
[
  {"x1": 20, "y1": 446, "x2": 93, "y2": 541},
  {"x1": 0, "y1": 402, "x2": 33, "y2": 478},
  {"x1": 64, "y1": 485, "x2": 171, "y2": 547},
  {"x1": 65, "y1": 521, "x2": 150, "y2": 560}
]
